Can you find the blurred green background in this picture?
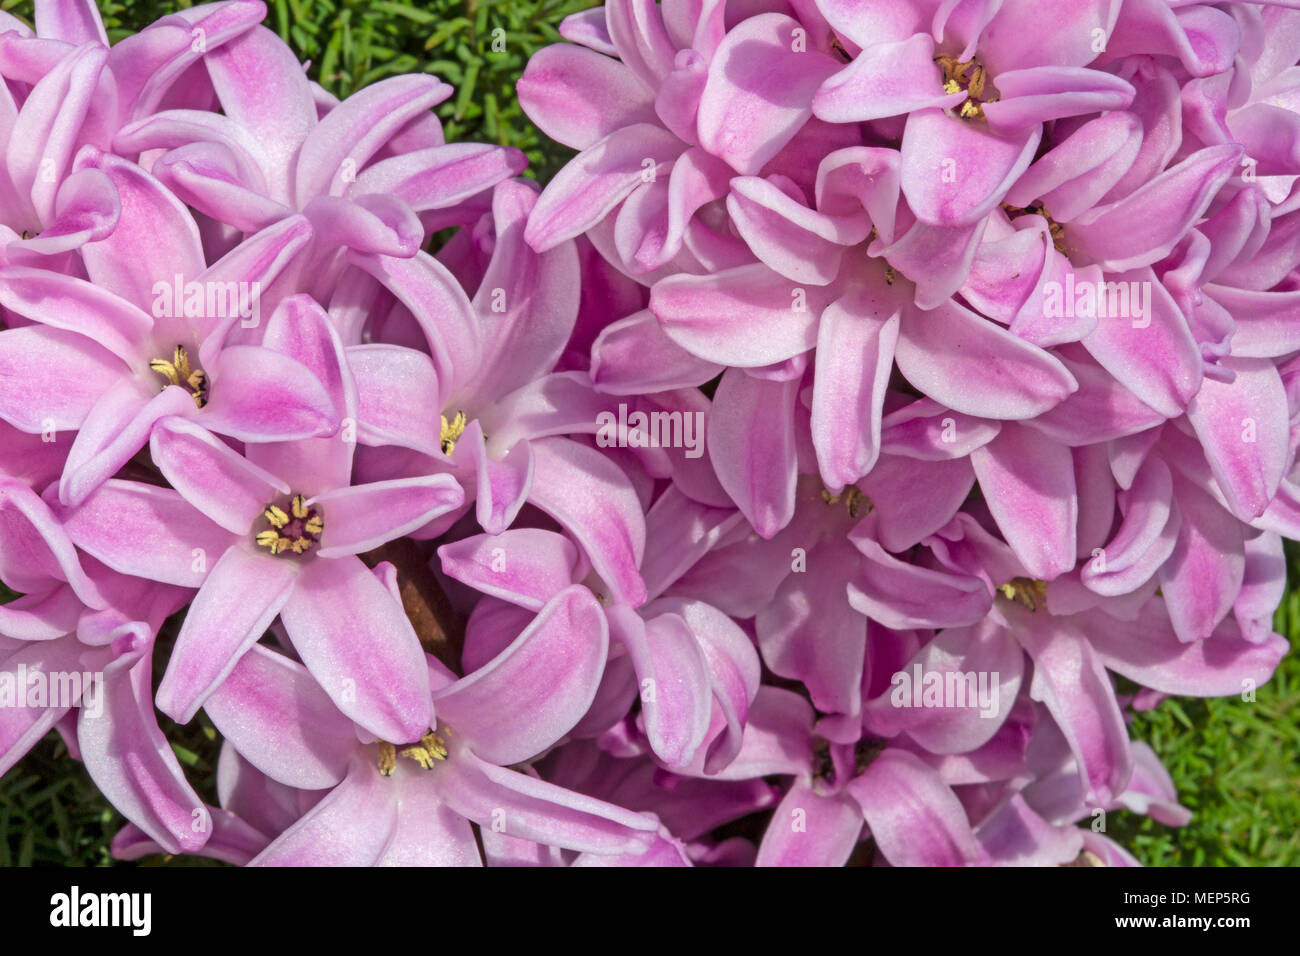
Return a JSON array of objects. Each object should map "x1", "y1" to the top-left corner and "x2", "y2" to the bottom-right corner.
[{"x1": 0, "y1": 0, "x2": 1296, "y2": 867}]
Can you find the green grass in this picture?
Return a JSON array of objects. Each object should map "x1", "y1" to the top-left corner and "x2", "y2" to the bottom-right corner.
[{"x1": 1, "y1": 0, "x2": 1298, "y2": 867}]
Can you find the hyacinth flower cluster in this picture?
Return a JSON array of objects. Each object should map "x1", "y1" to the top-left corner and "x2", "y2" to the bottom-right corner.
[{"x1": 0, "y1": 0, "x2": 1296, "y2": 868}]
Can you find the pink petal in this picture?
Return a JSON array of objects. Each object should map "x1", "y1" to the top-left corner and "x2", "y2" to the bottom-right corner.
[
  {"x1": 527, "y1": 437, "x2": 647, "y2": 607},
  {"x1": 311, "y1": 475, "x2": 464, "y2": 558},
  {"x1": 518, "y1": 42, "x2": 657, "y2": 150},
  {"x1": 438, "y1": 529, "x2": 580, "y2": 612},
  {"x1": 652, "y1": 263, "x2": 831, "y2": 367},
  {"x1": 811, "y1": 286, "x2": 901, "y2": 490},
  {"x1": 970, "y1": 422, "x2": 1078, "y2": 580},
  {"x1": 155, "y1": 545, "x2": 300, "y2": 723},
  {"x1": 251, "y1": 756, "x2": 397, "y2": 866},
  {"x1": 433, "y1": 586, "x2": 608, "y2": 765},
  {"x1": 846, "y1": 749, "x2": 983, "y2": 866},
  {"x1": 697, "y1": 14, "x2": 841, "y2": 174},
  {"x1": 707, "y1": 368, "x2": 799, "y2": 538},
  {"x1": 56, "y1": 479, "x2": 236, "y2": 588},
  {"x1": 895, "y1": 299, "x2": 1077, "y2": 419},
  {"x1": 202, "y1": 644, "x2": 355, "y2": 791},
  {"x1": 149, "y1": 417, "x2": 288, "y2": 534},
  {"x1": 282, "y1": 554, "x2": 433, "y2": 743}
]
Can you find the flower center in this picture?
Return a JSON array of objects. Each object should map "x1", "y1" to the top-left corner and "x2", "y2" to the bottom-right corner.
[
  {"x1": 377, "y1": 730, "x2": 449, "y2": 775},
  {"x1": 998, "y1": 577, "x2": 1048, "y2": 612},
  {"x1": 812, "y1": 737, "x2": 885, "y2": 788},
  {"x1": 255, "y1": 494, "x2": 324, "y2": 556},
  {"x1": 150, "y1": 345, "x2": 208, "y2": 409},
  {"x1": 935, "y1": 54, "x2": 997, "y2": 120},
  {"x1": 1002, "y1": 200, "x2": 1068, "y2": 255},
  {"x1": 440, "y1": 410, "x2": 468, "y2": 455},
  {"x1": 821, "y1": 486, "x2": 870, "y2": 519}
]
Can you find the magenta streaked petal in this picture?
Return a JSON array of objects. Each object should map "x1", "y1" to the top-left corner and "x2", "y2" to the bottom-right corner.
[
  {"x1": 282, "y1": 554, "x2": 432, "y2": 743},
  {"x1": 250, "y1": 756, "x2": 397, "y2": 866},
  {"x1": 156, "y1": 546, "x2": 299, "y2": 723},
  {"x1": 311, "y1": 475, "x2": 464, "y2": 558},
  {"x1": 203, "y1": 644, "x2": 355, "y2": 791},
  {"x1": 846, "y1": 749, "x2": 984, "y2": 867}
]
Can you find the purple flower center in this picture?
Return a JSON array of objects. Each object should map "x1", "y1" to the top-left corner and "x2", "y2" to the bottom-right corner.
[
  {"x1": 821, "y1": 486, "x2": 870, "y2": 520},
  {"x1": 255, "y1": 494, "x2": 324, "y2": 556},
  {"x1": 935, "y1": 54, "x2": 997, "y2": 120}
]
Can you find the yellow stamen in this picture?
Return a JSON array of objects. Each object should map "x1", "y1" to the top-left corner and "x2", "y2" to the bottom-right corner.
[
  {"x1": 821, "y1": 487, "x2": 870, "y2": 519},
  {"x1": 150, "y1": 346, "x2": 209, "y2": 409},
  {"x1": 398, "y1": 730, "x2": 449, "y2": 770},
  {"x1": 150, "y1": 358, "x2": 179, "y2": 385},
  {"x1": 844, "y1": 486, "x2": 868, "y2": 519},
  {"x1": 377, "y1": 742, "x2": 397, "y2": 776},
  {"x1": 935, "y1": 53, "x2": 997, "y2": 121},
  {"x1": 256, "y1": 494, "x2": 324, "y2": 557},
  {"x1": 440, "y1": 410, "x2": 468, "y2": 455},
  {"x1": 999, "y1": 577, "x2": 1048, "y2": 612}
]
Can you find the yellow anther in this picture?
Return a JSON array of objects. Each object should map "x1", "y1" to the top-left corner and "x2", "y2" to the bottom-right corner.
[
  {"x1": 440, "y1": 411, "x2": 468, "y2": 455},
  {"x1": 378, "y1": 730, "x2": 449, "y2": 773},
  {"x1": 844, "y1": 486, "x2": 868, "y2": 519},
  {"x1": 150, "y1": 358, "x2": 179, "y2": 384},
  {"x1": 256, "y1": 494, "x2": 323, "y2": 557},
  {"x1": 420, "y1": 730, "x2": 448, "y2": 759},
  {"x1": 821, "y1": 487, "x2": 870, "y2": 519},
  {"x1": 378, "y1": 742, "x2": 397, "y2": 776},
  {"x1": 399, "y1": 735, "x2": 448, "y2": 770},
  {"x1": 999, "y1": 577, "x2": 1047, "y2": 612},
  {"x1": 151, "y1": 346, "x2": 208, "y2": 409},
  {"x1": 935, "y1": 54, "x2": 996, "y2": 122}
]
